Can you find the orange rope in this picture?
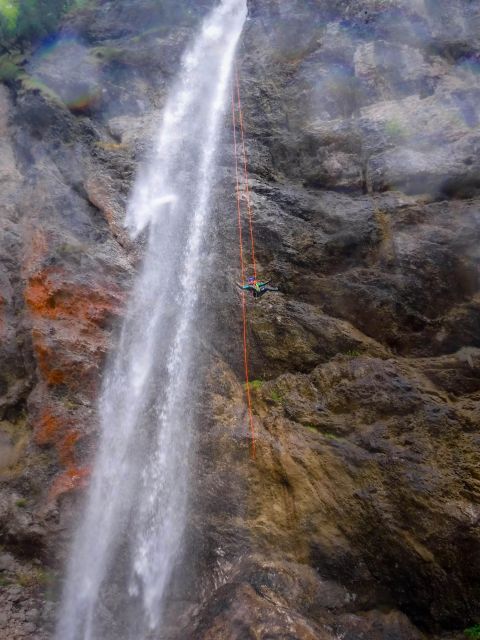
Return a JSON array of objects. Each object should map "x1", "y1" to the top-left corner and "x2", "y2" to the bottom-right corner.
[
  {"x1": 235, "y1": 68, "x2": 257, "y2": 279},
  {"x1": 231, "y1": 89, "x2": 256, "y2": 459}
]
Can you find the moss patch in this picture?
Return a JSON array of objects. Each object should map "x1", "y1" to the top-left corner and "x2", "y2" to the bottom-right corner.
[
  {"x1": 323, "y1": 432, "x2": 339, "y2": 440},
  {"x1": 19, "y1": 73, "x2": 64, "y2": 106},
  {"x1": 270, "y1": 389, "x2": 284, "y2": 404},
  {"x1": 344, "y1": 349, "x2": 361, "y2": 358},
  {"x1": 245, "y1": 379, "x2": 263, "y2": 391},
  {"x1": 95, "y1": 141, "x2": 129, "y2": 152},
  {"x1": 0, "y1": 57, "x2": 21, "y2": 82},
  {"x1": 302, "y1": 425, "x2": 340, "y2": 439},
  {"x1": 465, "y1": 625, "x2": 480, "y2": 640},
  {"x1": 0, "y1": 574, "x2": 11, "y2": 587},
  {"x1": 385, "y1": 119, "x2": 407, "y2": 141},
  {"x1": 304, "y1": 424, "x2": 318, "y2": 433}
]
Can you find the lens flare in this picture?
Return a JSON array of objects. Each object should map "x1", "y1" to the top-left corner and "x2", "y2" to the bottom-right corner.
[{"x1": 27, "y1": 34, "x2": 101, "y2": 112}]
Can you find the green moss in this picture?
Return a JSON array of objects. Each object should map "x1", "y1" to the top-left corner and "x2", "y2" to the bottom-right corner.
[
  {"x1": 465, "y1": 625, "x2": 480, "y2": 639},
  {"x1": 15, "y1": 572, "x2": 31, "y2": 587},
  {"x1": 34, "y1": 567, "x2": 55, "y2": 585},
  {"x1": 0, "y1": 0, "x2": 19, "y2": 32},
  {"x1": 270, "y1": 389, "x2": 284, "y2": 404},
  {"x1": 0, "y1": 57, "x2": 21, "y2": 82},
  {"x1": 68, "y1": 0, "x2": 93, "y2": 11},
  {"x1": 95, "y1": 141, "x2": 128, "y2": 152},
  {"x1": 15, "y1": 571, "x2": 37, "y2": 588},
  {"x1": 15, "y1": 567, "x2": 53, "y2": 588},
  {"x1": 320, "y1": 431, "x2": 343, "y2": 441},
  {"x1": 0, "y1": 0, "x2": 82, "y2": 48},
  {"x1": 344, "y1": 349, "x2": 361, "y2": 357},
  {"x1": 19, "y1": 73, "x2": 64, "y2": 105},
  {"x1": 129, "y1": 25, "x2": 172, "y2": 43},
  {"x1": 15, "y1": 498, "x2": 27, "y2": 508},
  {"x1": 385, "y1": 119, "x2": 407, "y2": 140},
  {"x1": 58, "y1": 241, "x2": 86, "y2": 256},
  {"x1": 245, "y1": 379, "x2": 263, "y2": 391},
  {"x1": 62, "y1": 398, "x2": 80, "y2": 410},
  {"x1": 302, "y1": 425, "x2": 342, "y2": 439}
]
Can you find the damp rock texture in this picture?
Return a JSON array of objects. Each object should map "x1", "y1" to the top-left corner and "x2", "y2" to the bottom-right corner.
[
  {"x1": 191, "y1": 1, "x2": 480, "y2": 638},
  {"x1": 0, "y1": 0, "x2": 479, "y2": 639}
]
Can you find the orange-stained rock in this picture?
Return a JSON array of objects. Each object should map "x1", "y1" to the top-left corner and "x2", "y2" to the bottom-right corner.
[
  {"x1": 24, "y1": 264, "x2": 125, "y2": 503},
  {"x1": 31, "y1": 330, "x2": 66, "y2": 387},
  {"x1": 25, "y1": 268, "x2": 121, "y2": 327},
  {"x1": 58, "y1": 430, "x2": 82, "y2": 467},
  {"x1": 35, "y1": 409, "x2": 66, "y2": 447},
  {"x1": 34, "y1": 407, "x2": 85, "y2": 487},
  {"x1": 48, "y1": 465, "x2": 91, "y2": 503},
  {"x1": 25, "y1": 266, "x2": 125, "y2": 393}
]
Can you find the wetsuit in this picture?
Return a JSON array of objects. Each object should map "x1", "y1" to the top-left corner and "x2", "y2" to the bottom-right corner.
[{"x1": 237, "y1": 280, "x2": 279, "y2": 299}]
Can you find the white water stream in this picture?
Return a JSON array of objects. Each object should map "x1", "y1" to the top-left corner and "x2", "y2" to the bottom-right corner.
[{"x1": 55, "y1": 1, "x2": 246, "y2": 638}]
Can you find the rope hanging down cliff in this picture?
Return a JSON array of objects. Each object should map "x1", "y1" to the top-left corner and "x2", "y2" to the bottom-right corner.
[{"x1": 231, "y1": 68, "x2": 256, "y2": 459}]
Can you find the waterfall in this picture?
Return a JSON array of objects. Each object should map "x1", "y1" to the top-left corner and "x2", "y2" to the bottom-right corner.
[{"x1": 55, "y1": 1, "x2": 246, "y2": 638}]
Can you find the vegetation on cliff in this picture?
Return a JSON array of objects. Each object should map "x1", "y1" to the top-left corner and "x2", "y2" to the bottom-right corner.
[{"x1": 0, "y1": 0, "x2": 77, "y2": 48}]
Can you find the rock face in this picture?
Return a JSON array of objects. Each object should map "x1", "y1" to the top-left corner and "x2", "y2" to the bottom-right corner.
[
  {"x1": 188, "y1": 1, "x2": 480, "y2": 638},
  {"x1": 0, "y1": 0, "x2": 479, "y2": 639}
]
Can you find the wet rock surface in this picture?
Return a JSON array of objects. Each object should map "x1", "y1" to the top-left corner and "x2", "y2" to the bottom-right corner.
[{"x1": 0, "y1": 0, "x2": 479, "y2": 638}]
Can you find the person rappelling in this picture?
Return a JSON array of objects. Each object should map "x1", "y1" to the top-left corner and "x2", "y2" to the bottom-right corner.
[{"x1": 237, "y1": 276, "x2": 279, "y2": 299}]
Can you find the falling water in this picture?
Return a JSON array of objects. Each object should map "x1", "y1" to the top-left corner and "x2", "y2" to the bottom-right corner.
[{"x1": 55, "y1": 1, "x2": 246, "y2": 638}]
